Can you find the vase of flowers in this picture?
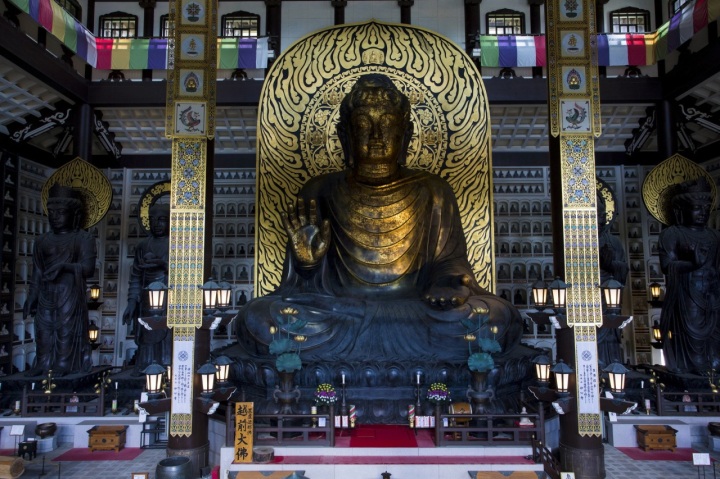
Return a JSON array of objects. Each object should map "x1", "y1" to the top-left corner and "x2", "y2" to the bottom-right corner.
[
  {"x1": 463, "y1": 305, "x2": 502, "y2": 414},
  {"x1": 314, "y1": 383, "x2": 338, "y2": 411},
  {"x1": 269, "y1": 307, "x2": 306, "y2": 414},
  {"x1": 426, "y1": 382, "x2": 451, "y2": 404}
]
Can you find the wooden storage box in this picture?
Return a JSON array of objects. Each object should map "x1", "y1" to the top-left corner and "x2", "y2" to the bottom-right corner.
[
  {"x1": 87, "y1": 425, "x2": 128, "y2": 452},
  {"x1": 634, "y1": 424, "x2": 677, "y2": 451}
]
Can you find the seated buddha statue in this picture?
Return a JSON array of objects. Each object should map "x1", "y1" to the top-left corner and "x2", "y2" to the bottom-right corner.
[{"x1": 236, "y1": 74, "x2": 523, "y2": 362}]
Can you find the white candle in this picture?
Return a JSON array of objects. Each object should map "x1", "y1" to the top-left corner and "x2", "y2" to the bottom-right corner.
[
  {"x1": 641, "y1": 381, "x2": 644, "y2": 389},
  {"x1": 115, "y1": 382, "x2": 118, "y2": 390},
  {"x1": 311, "y1": 406, "x2": 317, "y2": 415},
  {"x1": 15, "y1": 400, "x2": 20, "y2": 410},
  {"x1": 341, "y1": 373, "x2": 345, "y2": 385},
  {"x1": 31, "y1": 383, "x2": 35, "y2": 390},
  {"x1": 416, "y1": 373, "x2": 420, "y2": 384},
  {"x1": 112, "y1": 399, "x2": 118, "y2": 410}
]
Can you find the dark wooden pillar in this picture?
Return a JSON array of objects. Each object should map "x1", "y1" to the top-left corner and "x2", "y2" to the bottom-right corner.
[
  {"x1": 398, "y1": 0, "x2": 413, "y2": 24},
  {"x1": 596, "y1": 0, "x2": 609, "y2": 77},
  {"x1": 657, "y1": 100, "x2": 677, "y2": 159},
  {"x1": 86, "y1": 0, "x2": 96, "y2": 79},
  {"x1": 266, "y1": 0, "x2": 281, "y2": 59},
  {"x1": 331, "y1": 0, "x2": 347, "y2": 25},
  {"x1": 73, "y1": 103, "x2": 93, "y2": 161},
  {"x1": 529, "y1": 0, "x2": 544, "y2": 78},
  {"x1": 465, "y1": 0, "x2": 481, "y2": 71},
  {"x1": 140, "y1": 0, "x2": 156, "y2": 81}
]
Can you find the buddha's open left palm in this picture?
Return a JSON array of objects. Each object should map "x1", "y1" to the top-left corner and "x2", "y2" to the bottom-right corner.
[{"x1": 281, "y1": 198, "x2": 331, "y2": 267}]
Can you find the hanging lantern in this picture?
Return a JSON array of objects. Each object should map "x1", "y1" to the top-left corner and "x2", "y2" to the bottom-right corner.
[
  {"x1": 89, "y1": 284, "x2": 101, "y2": 301},
  {"x1": 88, "y1": 321, "x2": 99, "y2": 344},
  {"x1": 532, "y1": 354, "x2": 552, "y2": 385},
  {"x1": 214, "y1": 355, "x2": 233, "y2": 385},
  {"x1": 197, "y1": 361, "x2": 217, "y2": 396},
  {"x1": 600, "y1": 279, "x2": 623, "y2": 310},
  {"x1": 143, "y1": 362, "x2": 166, "y2": 396},
  {"x1": 201, "y1": 279, "x2": 220, "y2": 312},
  {"x1": 603, "y1": 361, "x2": 629, "y2": 395},
  {"x1": 552, "y1": 359, "x2": 574, "y2": 395},
  {"x1": 146, "y1": 281, "x2": 168, "y2": 314},
  {"x1": 649, "y1": 282, "x2": 662, "y2": 301},
  {"x1": 548, "y1": 277, "x2": 568, "y2": 309},
  {"x1": 531, "y1": 280, "x2": 549, "y2": 308},
  {"x1": 217, "y1": 281, "x2": 233, "y2": 310}
]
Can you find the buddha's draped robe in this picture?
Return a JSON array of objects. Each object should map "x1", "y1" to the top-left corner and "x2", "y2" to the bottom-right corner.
[{"x1": 238, "y1": 168, "x2": 523, "y2": 362}]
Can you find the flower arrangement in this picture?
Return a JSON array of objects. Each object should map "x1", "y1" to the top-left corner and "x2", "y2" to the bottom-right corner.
[
  {"x1": 426, "y1": 382, "x2": 451, "y2": 403},
  {"x1": 314, "y1": 383, "x2": 338, "y2": 405}
]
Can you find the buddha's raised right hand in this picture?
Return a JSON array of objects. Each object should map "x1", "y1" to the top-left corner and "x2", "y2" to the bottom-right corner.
[{"x1": 281, "y1": 198, "x2": 331, "y2": 268}]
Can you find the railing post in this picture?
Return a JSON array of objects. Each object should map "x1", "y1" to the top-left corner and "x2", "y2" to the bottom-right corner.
[{"x1": 329, "y1": 404, "x2": 335, "y2": 446}]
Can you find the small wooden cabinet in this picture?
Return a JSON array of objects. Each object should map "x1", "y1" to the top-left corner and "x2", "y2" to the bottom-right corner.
[
  {"x1": 634, "y1": 424, "x2": 677, "y2": 451},
  {"x1": 87, "y1": 425, "x2": 128, "y2": 452}
]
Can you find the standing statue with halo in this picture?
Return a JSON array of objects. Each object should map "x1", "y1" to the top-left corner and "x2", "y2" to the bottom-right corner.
[
  {"x1": 23, "y1": 157, "x2": 112, "y2": 377},
  {"x1": 643, "y1": 154, "x2": 720, "y2": 375}
]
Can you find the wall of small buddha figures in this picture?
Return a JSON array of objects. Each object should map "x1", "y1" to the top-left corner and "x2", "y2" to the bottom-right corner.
[{"x1": 7, "y1": 155, "x2": 719, "y2": 376}]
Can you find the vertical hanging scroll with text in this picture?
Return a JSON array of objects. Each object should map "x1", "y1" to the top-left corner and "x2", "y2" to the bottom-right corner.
[
  {"x1": 165, "y1": 0, "x2": 217, "y2": 437},
  {"x1": 234, "y1": 402, "x2": 254, "y2": 463},
  {"x1": 547, "y1": 0, "x2": 603, "y2": 437}
]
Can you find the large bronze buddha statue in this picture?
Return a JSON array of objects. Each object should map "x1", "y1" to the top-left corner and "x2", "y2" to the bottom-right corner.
[{"x1": 236, "y1": 74, "x2": 523, "y2": 363}]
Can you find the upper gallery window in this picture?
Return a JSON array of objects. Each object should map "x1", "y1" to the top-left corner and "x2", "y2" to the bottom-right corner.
[
  {"x1": 610, "y1": 7, "x2": 651, "y2": 33},
  {"x1": 55, "y1": 0, "x2": 81, "y2": 20},
  {"x1": 221, "y1": 11, "x2": 260, "y2": 38},
  {"x1": 99, "y1": 12, "x2": 138, "y2": 38},
  {"x1": 486, "y1": 9, "x2": 525, "y2": 35},
  {"x1": 669, "y1": 0, "x2": 693, "y2": 17},
  {"x1": 159, "y1": 14, "x2": 171, "y2": 38}
]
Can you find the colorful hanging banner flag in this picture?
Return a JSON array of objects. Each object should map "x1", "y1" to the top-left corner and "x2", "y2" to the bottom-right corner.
[{"x1": 479, "y1": 35, "x2": 546, "y2": 67}]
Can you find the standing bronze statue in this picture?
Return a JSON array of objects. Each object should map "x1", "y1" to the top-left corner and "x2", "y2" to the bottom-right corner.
[
  {"x1": 123, "y1": 199, "x2": 171, "y2": 375},
  {"x1": 23, "y1": 184, "x2": 96, "y2": 377},
  {"x1": 236, "y1": 74, "x2": 523, "y2": 362},
  {"x1": 596, "y1": 180, "x2": 629, "y2": 367},
  {"x1": 658, "y1": 177, "x2": 720, "y2": 373}
]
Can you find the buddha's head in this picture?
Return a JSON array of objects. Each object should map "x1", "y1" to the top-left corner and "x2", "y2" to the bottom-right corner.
[
  {"x1": 148, "y1": 202, "x2": 170, "y2": 238},
  {"x1": 671, "y1": 177, "x2": 713, "y2": 228},
  {"x1": 337, "y1": 74, "x2": 413, "y2": 178},
  {"x1": 47, "y1": 184, "x2": 84, "y2": 233}
]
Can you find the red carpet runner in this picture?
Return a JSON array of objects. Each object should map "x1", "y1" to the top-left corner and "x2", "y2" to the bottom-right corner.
[
  {"x1": 53, "y1": 447, "x2": 144, "y2": 461},
  {"x1": 348, "y1": 425, "x2": 418, "y2": 448}
]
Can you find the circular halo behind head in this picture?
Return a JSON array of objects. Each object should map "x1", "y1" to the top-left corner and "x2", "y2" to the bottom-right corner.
[
  {"x1": 642, "y1": 153, "x2": 717, "y2": 226},
  {"x1": 138, "y1": 181, "x2": 171, "y2": 236},
  {"x1": 41, "y1": 157, "x2": 112, "y2": 229}
]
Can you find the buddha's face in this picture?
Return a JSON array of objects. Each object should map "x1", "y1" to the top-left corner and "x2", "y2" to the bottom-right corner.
[
  {"x1": 349, "y1": 101, "x2": 405, "y2": 169},
  {"x1": 47, "y1": 201, "x2": 77, "y2": 233},
  {"x1": 681, "y1": 198, "x2": 710, "y2": 228},
  {"x1": 150, "y1": 214, "x2": 169, "y2": 237}
]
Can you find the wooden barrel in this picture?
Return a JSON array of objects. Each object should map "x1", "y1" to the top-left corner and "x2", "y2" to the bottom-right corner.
[{"x1": 0, "y1": 456, "x2": 24, "y2": 479}]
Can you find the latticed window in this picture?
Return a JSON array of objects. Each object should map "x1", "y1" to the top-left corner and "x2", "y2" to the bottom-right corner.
[
  {"x1": 610, "y1": 7, "x2": 650, "y2": 33},
  {"x1": 486, "y1": 9, "x2": 525, "y2": 35},
  {"x1": 669, "y1": 0, "x2": 693, "y2": 16},
  {"x1": 221, "y1": 11, "x2": 259, "y2": 38},
  {"x1": 99, "y1": 12, "x2": 138, "y2": 38},
  {"x1": 54, "y1": 0, "x2": 81, "y2": 20},
  {"x1": 159, "y1": 14, "x2": 171, "y2": 38}
]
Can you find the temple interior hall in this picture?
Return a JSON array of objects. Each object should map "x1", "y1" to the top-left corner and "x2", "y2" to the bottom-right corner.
[{"x1": 0, "y1": 0, "x2": 720, "y2": 478}]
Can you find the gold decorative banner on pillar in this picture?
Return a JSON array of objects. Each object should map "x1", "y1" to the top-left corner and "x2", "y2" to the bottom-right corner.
[
  {"x1": 165, "y1": 0, "x2": 216, "y2": 437},
  {"x1": 547, "y1": 0, "x2": 602, "y2": 437},
  {"x1": 234, "y1": 402, "x2": 255, "y2": 463}
]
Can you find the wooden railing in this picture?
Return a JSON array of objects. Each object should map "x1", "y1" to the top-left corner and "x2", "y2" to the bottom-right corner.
[
  {"x1": 224, "y1": 406, "x2": 336, "y2": 447},
  {"x1": 22, "y1": 388, "x2": 106, "y2": 417},
  {"x1": 532, "y1": 437, "x2": 560, "y2": 479},
  {"x1": 433, "y1": 408, "x2": 544, "y2": 447},
  {"x1": 657, "y1": 388, "x2": 720, "y2": 416}
]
